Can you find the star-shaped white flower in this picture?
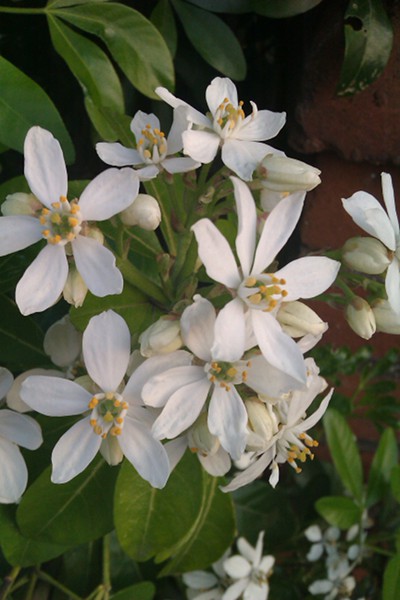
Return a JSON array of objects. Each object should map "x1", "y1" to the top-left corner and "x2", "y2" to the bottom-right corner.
[
  {"x1": 0, "y1": 127, "x2": 139, "y2": 315},
  {"x1": 21, "y1": 311, "x2": 170, "y2": 487},
  {"x1": 192, "y1": 177, "x2": 340, "y2": 384},
  {"x1": 96, "y1": 110, "x2": 200, "y2": 179},
  {"x1": 342, "y1": 172, "x2": 400, "y2": 313},
  {"x1": 156, "y1": 77, "x2": 286, "y2": 181}
]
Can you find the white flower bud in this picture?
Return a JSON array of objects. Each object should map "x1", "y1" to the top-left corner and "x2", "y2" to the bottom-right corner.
[
  {"x1": 257, "y1": 154, "x2": 321, "y2": 193},
  {"x1": 277, "y1": 301, "x2": 328, "y2": 338},
  {"x1": 342, "y1": 237, "x2": 391, "y2": 274},
  {"x1": 245, "y1": 397, "x2": 278, "y2": 450},
  {"x1": 121, "y1": 193, "x2": 161, "y2": 230},
  {"x1": 100, "y1": 435, "x2": 124, "y2": 466},
  {"x1": 139, "y1": 317, "x2": 182, "y2": 357},
  {"x1": 345, "y1": 297, "x2": 376, "y2": 340},
  {"x1": 44, "y1": 315, "x2": 82, "y2": 368},
  {"x1": 7, "y1": 368, "x2": 64, "y2": 412},
  {"x1": 85, "y1": 226, "x2": 104, "y2": 245},
  {"x1": 63, "y1": 267, "x2": 88, "y2": 308},
  {"x1": 1, "y1": 192, "x2": 42, "y2": 216},
  {"x1": 372, "y1": 299, "x2": 400, "y2": 334},
  {"x1": 187, "y1": 413, "x2": 220, "y2": 456}
]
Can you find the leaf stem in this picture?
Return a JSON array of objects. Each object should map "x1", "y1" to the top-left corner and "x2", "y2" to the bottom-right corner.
[
  {"x1": 102, "y1": 534, "x2": 111, "y2": 599},
  {"x1": 0, "y1": 566, "x2": 21, "y2": 600},
  {"x1": 37, "y1": 570, "x2": 83, "y2": 600},
  {"x1": 0, "y1": 7, "x2": 44, "y2": 14}
]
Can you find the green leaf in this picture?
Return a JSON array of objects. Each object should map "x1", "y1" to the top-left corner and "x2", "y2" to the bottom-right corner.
[
  {"x1": 47, "y1": 0, "x2": 109, "y2": 7},
  {"x1": 17, "y1": 458, "x2": 118, "y2": 545},
  {"x1": 0, "y1": 175, "x2": 30, "y2": 201},
  {"x1": 323, "y1": 409, "x2": 364, "y2": 502},
  {"x1": 383, "y1": 554, "x2": 400, "y2": 600},
  {"x1": 367, "y1": 428, "x2": 398, "y2": 506},
  {"x1": 151, "y1": 0, "x2": 178, "y2": 57},
  {"x1": 171, "y1": 0, "x2": 246, "y2": 80},
  {"x1": 251, "y1": 0, "x2": 323, "y2": 18},
  {"x1": 185, "y1": 0, "x2": 251, "y2": 13},
  {"x1": 47, "y1": 15, "x2": 125, "y2": 138},
  {"x1": 0, "y1": 295, "x2": 50, "y2": 371},
  {"x1": 0, "y1": 56, "x2": 74, "y2": 163},
  {"x1": 337, "y1": 0, "x2": 393, "y2": 96},
  {"x1": 391, "y1": 465, "x2": 400, "y2": 504},
  {"x1": 315, "y1": 496, "x2": 362, "y2": 529},
  {"x1": 54, "y1": 3, "x2": 174, "y2": 98},
  {"x1": 110, "y1": 582, "x2": 155, "y2": 600},
  {"x1": 83, "y1": 101, "x2": 134, "y2": 144},
  {"x1": 0, "y1": 505, "x2": 69, "y2": 567}
]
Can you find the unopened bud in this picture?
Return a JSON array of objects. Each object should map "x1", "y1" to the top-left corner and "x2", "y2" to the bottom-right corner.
[
  {"x1": 85, "y1": 226, "x2": 104, "y2": 245},
  {"x1": 63, "y1": 266, "x2": 88, "y2": 308},
  {"x1": 7, "y1": 368, "x2": 64, "y2": 412},
  {"x1": 44, "y1": 315, "x2": 82, "y2": 367},
  {"x1": 246, "y1": 397, "x2": 278, "y2": 449},
  {"x1": 199, "y1": 186, "x2": 215, "y2": 204},
  {"x1": 257, "y1": 154, "x2": 321, "y2": 193},
  {"x1": 2, "y1": 192, "x2": 42, "y2": 216},
  {"x1": 372, "y1": 299, "x2": 400, "y2": 334},
  {"x1": 342, "y1": 237, "x2": 391, "y2": 274},
  {"x1": 277, "y1": 301, "x2": 328, "y2": 338},
  {"x1": 345, "y1": 297, "x2": 376, "y2": 340},
  {"x1": 100, "y1": 435, "x2": 124, "y2": 466},
  {"x1": 121, "y1": 193, "x2": 161, "y2": 230},
  {"x1": 139, "y1": 317, "x2": 182, "y2": 357},
  {"x1": 188, "y1": 413, "x2": 219, "y2": 456}
]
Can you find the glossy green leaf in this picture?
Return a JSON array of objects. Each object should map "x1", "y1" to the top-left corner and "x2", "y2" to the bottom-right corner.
[
  {"x1": 315, "y1": 496, "x2": 362, "y2": 529},
  {"x1": 17, "y1": 458, "x2": 118, "y2": 545},
  {"x1": 367, "y1": 428, "x2": 398, "y2": 506},
  {"x1": 337, "y1": 0, "x2": 393, "y2": 96},
  {"x1": 55, "y1": 3, "x2": 174, "y2": 98},
  {"x1": 84, "y1": 100, "x2": 134, "y2": 145},
  {"x1": 252, "y1": 0, "x2": 323, "y2": 17},
  {"x1": 110, "y1": 582, "x2": 155, "y2": 600},
  {"x1": 0, "y1": 56, "x2": 74, "y2": 162},
  {"x1": 383, "y1": 554, "x2": 400, "y2": 600},
  {"x1": 185, "y1": 0, "x2": 251, "y2": 13},
  {"x1": 0, "y1": 175, "x2": 30, "y2": 201},
  {"x1": 151, "y1": 0, "x2": 178, "y2": 57},
  {"x1": 47, "y1": 0, "x2": 109, "y2": 6},
  {"x1": 391, "y1": 465, "x2": 400, "y2": 504},
  {"x1": 0, "y1": 505, "x2": 69, "y2": 567},
  {"x1": 48, "y1": 15, "x2": 125, "y2": 139},
  {"x1": 171, "y1": 0, "x2": 246, "y2": 80},
  {"x1": 323, "y1": 409, "x2": 364, "y2": 502}
]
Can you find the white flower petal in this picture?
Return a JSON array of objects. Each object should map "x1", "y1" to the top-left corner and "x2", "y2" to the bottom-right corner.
[
  {"x1": 222, "y1": 578, "x2": 248, "y2": 600},
  {"x1": 44, "y1": 316, "x2": 82, "y2": 368},
  {"x1": 0, "y1": 367, "x2": 13, "y2": 400},
  {"x1": 0, "y1": 216, "x2": 42, "y2": 256},
  {"x1": 0, "y1": 437, "x2": 28, "y2": 503},
  {"x1": 166, "y1": 105, "x2": 189, "y2": 153},
  {"x1": 198, "y1": 446, "x2": 231, "y2": 476},
  {"x1": 304, "y1": 525, "x2": 323, "y2": 543},
  {"x1": 277, "y1": 257, "x2": 340, "y2": 302},
  {"x1": 130, "y1": 110, "x2": 160, "y2": 139},
  {"x1": 221, "y1": 139, "x2": 271, "y2": 181},
  {"x1": 208, "y1": 386, "x2": 247, "y2": 460},
  {"x1": 164, "y1": 436, "x2": 187, "y2": 472},
  {"x1": 183, "y1": 129, "x2": 220, "y2": 164},
  {"x1": 72, "y1": 236, "x2": 123, "y2": 296},
  {"x1": 79, "y1": 168, "x2": 139, "y2": 221},
  {"x1": 308, "y1": 580, "x2": 333, "y2": 595},
  {"x1": 192, "y1": 219, "x2": 241, "y2": 288},
  {"x1": 119, "y1": 416, "x2": 170, "y2": 488},
  {"x1": 237, "y1": 536, "x2": 257, "y2": 563},
  {"x1": 24, "y1": 127, "x2": 68, "y2": 209},
  {"x1": 306, "y1": 544, "x2": 324, "y2": 562},
  {"x1": 245, "y1": 354, "x2": 302, "y2": 397},
  {"x1": 96, "y1": 142, "x2": 142, "y2": 167},
  {"x1": 206, "y1": 77, "x2": 238, "y2": 115},
  {"x1": 221, "y1": 448, "x2": 274, "y2": 493},
  {"x1": 0, "y1": 410, "x2": 42, "y2": 449},
  {"x1": 243, "y1": 581, "x2": 269, "y2": 600},
  {"x1": 181, "y1": 296, "x2": 215, "y2": 361},
  {"x1": 381, "y1": 172, "x2": 399, "y2": 237},
  {"x1": 237, "y1": 108, "x2": 286, "y2": 141},
  {"x1": 385, "y1": 257, "x2": 400, "y2": 313},
  {"x1": 224, "y1": 555, "x2": 251, "y2": 579},
  {"x1": 183, "y1": 571, "x2": 219, "y2": 590},
  {"x1": 7, "y1": 368, "x2": 64, "y2": 413},
  {"x1": 211, "y1": 298, "x2": 245, "y2": 362},
  {"x1": 143, "y1": 365, "x2": 204, "y2": 408},
  {"x1": 51, "y1": 416, "x2": 102, "y2": 483},
  {"x1": 231, "y1": 177, "x2": 256, "y2": 278},
  {"x1": 161, "y1": 156, "x2": 200, "y2": 174},
  {"x1": 342, "y1": 192, "x2": 396, "y2": 250},
  {"x1": 134, "y1": 165, "x2": 160, "y2": 180},
  {"x1": 83, "y1": 310, "x2": 130, "y2": 392},
  {"x1": 21, "y1": 376, "x2": 91, "y2": 416},
  {"x1": 16, "y1": 244, "x2": 68, "y2": 315}
]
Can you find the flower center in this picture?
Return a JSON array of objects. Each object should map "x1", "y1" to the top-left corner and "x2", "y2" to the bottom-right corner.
[
  {"x1": 39, "y1": 196, "x2": 82, "y2": 245},
  {"x1": 88, "y1": 392, "x2": 128, "y2": 439},
  {"x1": 239, "y1": 275, "x2": 288, "y2": 312},
  {"x1": 205, "y1": 360, "x2": 249, "y2": 391},
  {"x1": 282, "y1": 432, "x2": 319, "y2": 474},
  {"x1": 137, "y1": 123, "x2": 168, "y2": 164},
  {"x1": 213, "y1": 97, "x2": 245, "y2": 139}
]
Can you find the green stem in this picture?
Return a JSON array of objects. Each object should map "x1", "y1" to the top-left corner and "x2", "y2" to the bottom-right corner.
[
  {"x1": 124, "y1": 229, "x2": 160, "y2": 256},
  {"x1": 24, "y1": 572, "x2": 37, "y2": 600},
  {"x1": 365, "y1": 544, "x2": 395, "y2": 557},
  {"x1": 0, "y1": 566, "x2": 21, "y2": 600},
  {"x1": 145, "y1": 180, "x2": 178, "y2": 257},
  {"x1": 37, "y1": 570, "x2": 83, "y2": 600},
  {"x1": 0, "y1": 7, "x2": 44, "y2": 14},
  {"x1": 102, "y1": 535, "x2": 111, "y2": 599},
  {"x1": 117, "y1": 258, "x2": 169, "y2": 305}
]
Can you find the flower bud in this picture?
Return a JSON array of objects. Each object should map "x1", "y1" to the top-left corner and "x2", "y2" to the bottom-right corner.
[
  {"x1": 7, "y1": 368, "x2": 64, "y2": 412},
  {"x1": 139, "y1": 317, "x2": 182, "y2": 357},
  {"x1": 85, "y1": 225, "x2": 104, "y2": 245},
  {"x1": 121, "y1": 193, "x2": 161, "y2": 230},
  {"x1": 277, "y1": 301, "x2": 328, "y2": 338},
  {"x1": 342, "y1": 237, "x2": 391, "y2": 274},
  {"x1": 187, "y1": 413, "x2": 219, "y2": 456},
  {"x1": 100, "y1": 435, "x2": 124, "y2": 466},
  {"x1": 1, "y1": 192, "x2": 42, "y2": 216},
  {"x1": 345, "y1": 297, "x2": 376, "y2": 340},
  {"x1": 44, "y1": 315, "x2": 82, "y2": 368},
  {"x1": 372, "y1": 299, "x2": 400, "y2": 334},
  {"x1": 245, "y1": 397, "x2": 278, "y2": 450},
  {"x1": 63, "y1": 266, "x2": 88, "y2": 308},
  {"x1": 257, "y1": 154, "x2": 321, "y2": 193}
]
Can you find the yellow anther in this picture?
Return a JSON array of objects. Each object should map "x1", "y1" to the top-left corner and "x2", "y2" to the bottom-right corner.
[
  {"x1": 298, "y1": 433, "x2": 306, "y2": 439},
  {"x1": 39, "y1": 216, "x2": 47, "y2": 225},
  {"x1": 51, "y1": 235, "x2": 62, "y2": 244},
  {"x1": 143, "y1": 149, "x2": 151, "y2": 159},
  {"x1": 41, "y1": 208, "x2": 50, "y2": 215},
  {"x1": 249, "y1": 293, "x2": 262, "y2": 305},
  {"x1": 217, "y1": 117, "x2": 223, "y2": 126},
  {"x1": 70, "y1": 204, "x2": 80, "y2": 214},
  {"x1": 60, "y1": 195, "x2": 68, "y2": 203},
  {"x1": 66, "y1": 232, "x2": 75, "y2": 241},
  {"x1": 282, "y1": 290, "x2": 288, "y2": 297},
  {"x1": 88, "y1": 397, "x2": 98, "y2": 409},
  {"x1": 239, "y1": 100, "x2": 244, "y2": 106},
  {"x1": 296, "y1": 467, "x2": 302, "y2": 474},
  {"x1": 116, "y1": 417, "x2": 123, "y2": 424},
  {"x1": 111, "y1": 426, "x2": 122, "y2": 436},
  {"x1": 101, "y1": 433, "x2": 107, "y2": 439},
  {"x1": 42, "y1": 229, "x2": 50, "y2": 237},
  {"x1": 313, "y1": 440, "x2": 319, "y2": 447},
  {"x1": 209, "y1": 375, "x2": 216, "y2": 383},
  {"x1": 68, "y1": 217, "x2": 79, "y2": 227},
  {"x1": 280, "y1": 278, "x2": 286, "y2": 285},
  {"x1": 146, "y1": 123, "x2": 151, "y2": 129},
  {"x1": 137, "y1": 138, "x2": 144, "y2": 146},
  {"x1": 226, "y1": 367, "x2": 237, "y2": 378},
  {"x1": 242, "y1": 371, "x2": 248, "y2": 381},
  {"x1": 122, "y1": 402, "x2": 128, "y2": 410},
  {"x1": 105, "y1": 392, "x2": 114, "y2": 400},
  {"x1": 245, "y1": 277, "x2": 257, "y2": 287},
  {"x1": 90, "y1": 419, "x2": 97, "y2": 426},
  {"x1": 51, "y1": 202, "x2": 61, "y2": 209},
  {"x1": 94, "y1": 424, "x2": 103, "y2": 435},
  {"x1": 114, "y1": 399, "x2": 121, "y2": 407}
]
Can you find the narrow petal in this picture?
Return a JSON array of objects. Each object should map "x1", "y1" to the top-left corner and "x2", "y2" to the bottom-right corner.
[
  {"x1": 191, "y1": 219, "x2": 241, "y2": 288},
  {"x1": 211, "y1": 298, "x2": 245, "y2": 362},
  {"x1": 0, "y1": 437, "x2": 27, "y2": 503},
  {"x1": 119, "y1": 416, "x2": 170, "y2": 488},
  {"x1": 24, "y1": 127, "x2": 68, "y2": 209},
  {"x1": 79, "y1": 168, "x2": 139, "y2": 221},
  {"x1": 251, "y1": 311, "x2": 307, "y2": 384},
  {"x1": 252, "y1": 191, "x2": 305, "y2": 275},
  {"x1": 0, "y1": 410, "x2": 42, "y2": 449},
  {"x1": 0, "y1": 216, "x2": 42, "y2": 256},
  {"x1": 221, "y1": 448, "x2": 274, "y2": 493},
  {"x1": 342, "y1": 191, "x2": 396, "y2": 250},
  {"x1": 381, "y1": 172, "x2": 400, "y2": 238},
  {"x1": 21, "y1": 376, "x2": 91, "y2": 416},
  {"x1": 300, "y1": 389, "x2": 333, "y2": 431},
  {"x1": 181, "y1": 296, "x2": 215, "y2": 361},
  {"x1": 166, "y1": 105, "x2": 190, "y2": 154},
  {"x1": 221, "y1": 139, "x2": 271, "y2": 181},
  {"x1": 231, "y1": 177, "x2": 256, "y2": 278},
  {"x1": 16, "y1": 244, "x2": 68, "y2": 315},
  {"x1": 182, "y1": 130, "x2": 220, "y2": 163},
  {"x1": 96, "y1": 142, "x2": 142, "y2": 167},
  {"x1": 161, "y1": 156, "x2": 200, "y2": 174},
  {"x1": 51, "y1": 417, "x2": 102, "y2": 483},
  {"x1": 142, "y1": 365, "x2": 205, "y2": 408},
  {"x1": 276, "y1": 257, "x2": 340, "y2": 301},
  {"x1": 72, "y1": 236, "x2": 123, "y2": 296},
  {"x1": 385, "y1": 257, "x2": 400, "y2": 313},
  {"x1": 237, "y1": 107, "x2": 286, "y2": 141},
  {"x1": 83, "y1": 310, "x2": 130, "y2": 392},
  {"x1": 208, "y1": 386, "x2": 247, "y2": 460}
]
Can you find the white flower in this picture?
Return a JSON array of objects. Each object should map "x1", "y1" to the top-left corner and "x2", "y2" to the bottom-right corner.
[
  {"x1": 372, "y1": 298, "x2": 400, "y2": 333},
  {"x1": 0, "y1": 127, "x2": 139, "y2": 315},
  {"x1": 20, "y1": 310, "x2": 170, "y2": 487},
  {"x1": 96, "y1": 110, "x2": 200, "y2": 179},
  {"x1": 192, "y1": 177, "x2": 340, "y2": 384},
  {"x1": 139, "y1": 317, "x2": 182, "y2": 357},
  {"x1": 342, "y1": 172, "x2": 400, "y2": 313},
  {"x1": 304, "y1": 525, "x2": 341, "y2": 562},
  {"x1": 183, "y1": 551, "x2": 229, "y2": 600},
  {"x1": 223, "y1": 531, "x2": 274, "y2": 600},
  {"x1": 156, "y1": 77, "x2": 286, "y2": 181},
  {"x1": 0, "y1": 367, "x2": 42, "y2": 503},
  {"x1": 345, "y1": 297, "x2": 376, "y2": 340}
]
